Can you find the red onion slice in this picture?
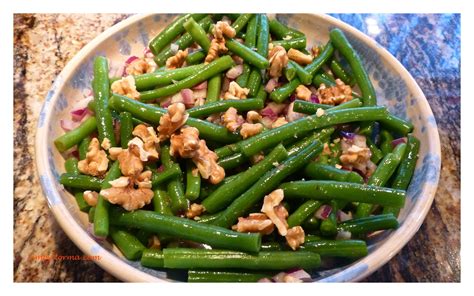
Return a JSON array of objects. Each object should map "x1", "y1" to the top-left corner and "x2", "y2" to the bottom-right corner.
[
  {"x1": 60, "y1": 119, "x2": 78, "y2": 131},
  {"x1": 125, "y1": 56, "x2": 139, "y2": 65},
  {"x1": 310, "y1": 94, "x2": 320, "y2": 103},
  {"x1": 391, "y1": 137, "x2": 407, "y2": 148},
  {"x1": 336, "y1": 210, "x2": 352, "y2": 223},
  {"x1": 286, "y1": 269, "x2": 312, "y2": 282},
  {"x1": 226, "y1": 64, "x2": 244, "y2": 80},
  {"x1": 265, "y1": 78, "x2": 280, "y2": 93},
  {"x1": 192, "y1": 81, "x2": 208, "y2": 90},
  {"x1": 315, "y1": 204, "x2": 332, "y2": 220},
  {"x1": 70, "y1": 107, "x2": 90, "y2": 122}
]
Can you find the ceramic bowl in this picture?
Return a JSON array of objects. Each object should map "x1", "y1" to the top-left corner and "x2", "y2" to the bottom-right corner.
[{"x1": 35, "y1": 13, "x2": 441, "y2": 282}]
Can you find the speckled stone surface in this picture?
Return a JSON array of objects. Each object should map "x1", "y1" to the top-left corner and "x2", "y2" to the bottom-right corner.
[{"x1": 13, "y1": 13, "x2": 460, "y2": 282}]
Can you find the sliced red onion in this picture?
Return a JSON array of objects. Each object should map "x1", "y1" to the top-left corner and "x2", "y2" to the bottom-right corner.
[
  {"x1": 310, "y1": 94, "x2": 320, "y2": 103},
  {"x1": 340, "y1": 131, "x2": 356, "y2": 139},
  {"x1": 337, "y1": 210, "x2": 352, "y2": 223},
  {"x1": 193, "y1": 89, "x2": 207, "y2": 100},
  {"x1": 70, "y1": 107, "x2": 90, "y2": 122},
  {"x1": 265, "y1": 78, "x2": 280, "y2": 93},
  {"x1": 143, "y1": 47, "x2": 153, "y2": 58},
  {"x1": 160, "y1": 97, "x2": 172, "y2": 108},
  {"x1": 170, "y1": 43, "x2": 179, "y2": 54},
  {"x1": 192, "y1": 81, "x2": 208, "y2": 90},
  {"x1": 180, "y1": 89, "x2": 195, "y2": 108},
  {"x1": 286, "y1": 269, "x2": 312, "y2": 282},
  {"x1": 260, "y1": 107, "x2": 278, "y2": 121},
  {"x1": 289, "y1": 94, "x2": 297, "y2": 102},
  {"x1": 392, "y1": 137, "x2": 407, "y2": 148},
  {"x1": 222, "y1": 77, "x2": 231, "y2": 92},
  {"x1": 125, "y1": 55, "x2": 139, "y2": 65},
  {"x1": 226, "y1": 64, "x2": 244, "y2": 80},
  {"x1": 70, "y1": 149, "x2": 80, "y2": 159},
  {"x1": 60, "y1": 119, "x2": 78, "y2": 131},
  {"x1": 157, "y1": 165, "x2": 165, "y2": 173},
  {"x1": 315, "y1": 204, "x2": 332, "y2": 220}
]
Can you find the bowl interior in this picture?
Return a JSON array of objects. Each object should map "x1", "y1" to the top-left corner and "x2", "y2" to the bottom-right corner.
[{"x1": 36, "y1": 13, "x2": 441, "y2": 282}]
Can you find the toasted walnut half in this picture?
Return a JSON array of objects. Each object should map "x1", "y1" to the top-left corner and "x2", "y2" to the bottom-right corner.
[
  {"x1": 288, "y1": 48, "x2": 313, "y2": 65},
  {"x1": 232, "y1": 213, "x2": 275, "y2": 235},
  {"x1": 212, "y1": 21, "x2": 236, "y2": 40},
  {"x1": 166, "y1": 49, "x2": 188, "y2": 70},
  {"x1": 193, "y1": 140, "x2": 225, "y2": 184},
  {"x1": 224, "y1": 81, "x2": 250, "y2": 100},
  {"x1": 295, "y1": 85, "x2": 312, "y2": 101},
  {"x1": 111, "y1": 75, "x2": 140, "y2": 100},
  {"x1": 186, "y1": 203, "x2": 205, "y2": 219},
  {"x1": 125, "y1": 58, "x2": 157, "y2": 75},
  {"x1": 170, "y1": 126, "x2": 201, "y2": 158},
  {"x1": 221, "y1": 107, "x2": 244, "y2": 132},
  {"x1": 246, "y1": 111, "x2": 262, "y2": 123},
  {"x1": 100, "y1": 185, "x2": 153, "y2": 211},
  {"x1": 317, "y1": 79, "x2": 353, "y2": 105},
  {"x1": 117, "y1": 143, "x2": 144, "y2": 177},
  {"x1": 132, "y1": 124, "x2": 159, "y2": 160},
  {"x1": 261, "y1": 189, "x2": 289, "y2": 236},
  {"x1": 240, "y1": 123, "x2": 263, "y2": 139},
  {"x1": 157, "y1": 102, "x2": 189, "y2": 141},
  {"x1": 78, "y1": 138, "x2": 109, "y2": 177},
  {"x1": 285, "y1": 226, "x2": 305, "y2": 250},
  {"x1": 268, "y1": 45, "x2": 288, "y2": 78},
  {"x1": 340, "y1": 135, "x2": 376, "y2": 176}
]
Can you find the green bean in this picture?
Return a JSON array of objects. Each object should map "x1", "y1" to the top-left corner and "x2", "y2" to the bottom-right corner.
[
  {"x1": 202, "y1": 144, "x2": 288, "y2": 213},
  {"x1": 330, "y1": 60, "x2": 354, "y2": 86},
  {"x1": 196, "y1": 212, "x2": 222, "y2": 224},
  {"x1": 246, "y1": 68, "x2": 262, "y2": 97},
  {"x1": 287, "y1": 200, "x2": 322, "y2": 228},
  {"x1": 151, "y1": 163, "x2": 182, "y2": 187},
  {"x1": 215, "y1": 143, "x2": 240, "y2": 159},
  {"x1": 59, "y1": 173, "x2": 103, "y2": 191},
  {"x1": 206, "y1": 74, "x2": 222, "y2": 103},
  {"x1": 256, "y1": 14, "x2": 270, "y2": 58},
  {"x1": 292, "y1": 98, "x2": 363, "y2": 115},
  {"x1": 187, "y1": 99, "x2": 264, "y2": 118},
  {"x1": 256, "y1": 84, "x2": 268, "y2": 102},
  {"x1": 236, "y1": 64, "x2": 251, "y2": 87},
  {"x1": 119, "y1": 112, "x2": 133, "y2": 149},
  {"x1": 269, "y1": 78, "x2": 300, "y2": 103},
  {"x1": 313, "y1": 73, "x2": 336, "y2": 88},
  {"x1": 244, "y1": 15, "x2": 258, "y2": 48},
  {"x1": 185, "y1": 160, "x2": 201, "y2": 201},
  {"x1": 183, "y1": 17, "x2": 211, "y2": 51},
  {"x1": 272, "y1": 37, "x2": 307, "y2": 51},
  {"x1": 280, "y1": 180, "x2": 406, "y2": 208},
  {"x1": 288, "y1": 60, "x2": 312, "y2": 85},
  {"x1": 217, "y1": 152, "x2": 247, "y2": 170},
  {"x1": 225, "y1": 40, "x2": 269, "y2": 69},
  {"x1": 337, "y1": 214, "x2": 399, "y2": 236},
  {"x1": 140, "y1": 249, "x2": 164, "y2": 269},
  {"x1": 329, "y1": 29, "x2": 376, "y2": 107},
  {"x1": 188, "y1": 270, "x2": 272, "y2": 282},
  {"x1": 304, "y1": 163, "x2": 364, "y2": 184},
  {"x1": 109, "y1": 227, "x2": 145, "y2": 261},
  {"x1": 355, "y1": 143, "x2": 407, "y2": 218},
  {"x1": 54, "y1": 117, "x2": 97, "y2": 152},
  {"x1": 304, "y1": 42, "x2": 334, "y2": 76},
  {"x1": 380, "y1": 129, "x2": 394, "y2": 155},
  {"x1": 303, "y1": 216, "x2": 321, "y2": 231},
  {"x1": 78, "y1": 137, "x2": 91, "y2": 160},
  {"x1": 160, "y1": 145, "x2": 188, "y2": 214},
  {"x1": 300, "y1": 239, "x2": 368, "y2": 258},
  {"x1": 366, "y1": 137, "x2": 384, "y2": 164},
  {"x1": 133, "y1": 64, "x2": 205, "y2": 91},
  {"x1": 186, "y1": 49, "x2": 206, "y2": 65},
  {"x1": 319, "y1": 201, "x2": 338, "y2": 237},
  {"x1": 140, "y1": 56, "x2": 235, "y2": 101},
  {"x1": 109, "y1": 94, "x2": 241, "y2": 144},
  {"x1": 213, "y1": 141, "x2": 322, "y2": 228},
  {"x1": 163, "y1": 248, "x2": 320, "y2": 270},
  {"x1": 268, "y1": 18, "x2": 304, "y2": 39},
  {"x1": 260, "y1": 242, "x2": 283, "y2": 251},
  {"x1": 94, "y1": 161, "x2": 121, "y2": 237},
  {"x1": 149, "y1": 14, "x2": 207, "y2": 55},
  {"x1": 64, "y1": 158, "x2": 91, "y2": 212},
  {"x1": 88, "y1": 207, "x2": 96, "y2": 223},
  {"x1": 379, "y1": 113, "x2": 414, "y2": 136},
  {"x1": 153, "y1": 185, "x2": 173, "y2": 216},
  {"x1": 64, "y1": 157, "x2": 80, "y2": 175},
  {"x1": 231, "y1": 13, "x2": 253, "y2": 34},
  {"x1": 92, "y1": 56, "x2": 116, "y2": 147},
  {"x1": 237, "y1": 106, "x2": 388, "y2": 157},
  {"x1": 110, "y1": 208, "x2": 261, "y2": 253},
  {"x1": 284, "y1": 61, "x2": 297, "y2": 81}
]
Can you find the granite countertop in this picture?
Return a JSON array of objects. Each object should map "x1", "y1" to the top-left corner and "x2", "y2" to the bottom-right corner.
[{"x1": 13, "y1": 13, "x2": 460, "y2": 282}]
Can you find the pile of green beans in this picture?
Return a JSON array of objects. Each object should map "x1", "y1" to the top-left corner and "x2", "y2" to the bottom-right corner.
[{"x1": 53, "y1": 14, "x2": 421, "y2": 282}]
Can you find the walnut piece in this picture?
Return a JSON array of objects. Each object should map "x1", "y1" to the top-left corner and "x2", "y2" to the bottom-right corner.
[
  {"x1": 287, "y1": 48, "x2": 313, "y2": 65},
  {"x1": 205, "y1": 38, "x2": 228, "y2": 64},
  {"x1": 246, "y1": 111, "x2": 262, "y2": 123},
  {"x1": 117, "y1": 143, "x2": 144, "y2": 177},
  {"x1": 100, "y1": 186, "x2": 153, "y2": 211},
  {"x1": 311, "y1": 46, "x2": 321, "y2": 57},
  {"x1": 170, "y1": 126, "x2": 201, "y2": 158},
  {"x1": 186, "y1": 203, "x2": 205, "y2": 219},
  {"x1": 250, "y1": 152, "x2": 265, "y2": 164},
  {"x1": 317, "y1": 79, "x2": 353, "y2": 105},
  {"x1": 125, "y1": 58, "x2": 157, "y2": 75},
  {"x1": 295, "y1": 85, "x2": 312, "y2": 101},
  {"x1": 340, "y1": 134, "x2": 376, "y2": 176},
  {"x1": 221, "y1": 107, "x2": 244, "y2": 132},
  {"x1": 132, "y1": 124, "x2": 159, "y2": 160},
  {"x1": 101, "y1": 138, "x2": 111, "y2": 150},
  {"x1": 157, "y1": 102, "x2": 189, "y2": 141},
  {"x1": 111, "y1": 75, "x2": 140, "y2": 100},
  {"x1": 78, "y1": 138, "x2": 109, "y2": 176},
  {"x1": 148, "y1": 235, "x2": 161, "y2": 249},
  {"x1": 166, "y1": 49, "x2": 188, "y2": 69},
  {"x1": 240, "y1": 123, "x2": 263, "y2": 139},
  {"x1": 136, "y1": 170, "x2": 152, "y2": 189},
  {"x1": 268, "y1": 45, "x2": 288, "y2": 78},
  {"x1": 285, "y1": 226, "x2": 305, "y2": 250},
  {"x1": 83, "y1": 190, "x2": 98, "y2": 207},
  {"x1": 224, "y1": 81, "x2": 250, "y2": 100},
  {"x1": 232, "y1": 213, "x2": 275, "y2": 235},
  {"x1": 261, "y1": 189, "x2": 288, "y2": 236},
  {"x1": 271, "y1": 117, "x2": 288, "y2": 129},
  {"x1": 212, "y1": 21, "x2": 236, "y2": 40}
]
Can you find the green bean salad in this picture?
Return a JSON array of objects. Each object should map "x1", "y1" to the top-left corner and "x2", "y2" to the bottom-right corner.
[{"x1": 54, "y1": 14, "x2": 419, "y2": 282}]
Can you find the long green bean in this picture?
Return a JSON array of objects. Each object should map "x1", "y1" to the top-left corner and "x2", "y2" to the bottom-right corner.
[
  {"x1": 94, "y1": 161, "x2": 121, "y2": 237},
  {"x1": 109, "y1": 227, "x2": 146, "y2": 261},
  {"x1": 54, "y1": 117, "x2": 97, "y2": 152}
]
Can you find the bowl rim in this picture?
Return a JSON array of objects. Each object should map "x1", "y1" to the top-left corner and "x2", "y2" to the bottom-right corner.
[{"x1": 35, "y1": 13, "x2": 441, "y2": 282}]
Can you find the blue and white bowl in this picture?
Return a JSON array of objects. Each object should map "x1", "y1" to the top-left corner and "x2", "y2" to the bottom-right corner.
[{"x1": 35, "y1": 14, "x2": 441, "y2": 282}]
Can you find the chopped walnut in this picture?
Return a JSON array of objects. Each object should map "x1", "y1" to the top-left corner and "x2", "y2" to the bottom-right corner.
[
  {"x1": 77, "y1": 138, "x2": 109, "y2": 176},
  {"x1": 157, "y1": 102, "x2": 189, "y2": 141},
  {"x1": 240, "y1": 123, "x2": 263, "y2": 139},
  {"x1": 261, "y1": 189, "x2": 288, "y2": 236},
  {"x1": 111, "y1": 75, "x2": 140, "y2": 100},
  {"x1": 272, "y1": 272, "x2": 304, "y2": 283},
  {"x1": 100, "y1": 186, "x2": 153, "y2": 211},
  {"x1": 271, "y1": 117, "x2": 288, "y2": 129},
  {"x1": 221, "y1": 107, "x2": 244, "y2": 132},
  {"x1": 108, "y1": 147, "x2": 123, "y2": 160},
  {"x1": 117, "y1": 143, "x2": 144, "y2": 177},
  {"x1": 125, "y1": 58, "x2": 157, "y2": 75},
  {"x1": 340, "y1": 135, "x2": 376, "y2": 176},
  {"x1": 268, "y1": 45, "x2": 288, "y2": 78},
  {"x1": 132, "y1": 124, "x2": 159, "y2": 160},
  {"x1": 250, "y1": 152, "x2": 265, "y2": 164},
  {"x1": 83, "y1": 190, "x2": 98, "y2": 207},
  {"x1": 316, "y1": 108, "x2": 326, "y2": 117},
  {"x1": 295, "y1": 85, "x2": 312, "y2": 101},
  {"x1": 311, "y1": 46, "x2": 321, "y2": 57},
  {"x1": 285, "y1": 226, "x2": 305, "y2": 250},
  {"x1": 287, "y1": 48, "x2": 313, "y2": 65},
  {"x1": 232, "y1": 213, "x2": 275, "y2": 235},
  {"x1": 170, "y1": 126, "x2": 201, "y2": 158},
  {"x1": 246, "y1": 111, "x2": 262, "y2": 123},
  {"x1": 212, "y1": 21, "x2": 236, "y2": 40},
  {"x1": 205, "y1": 38, "x2": 228, "y2": 63},
  {"x1": 136, "y1": 170, "x2": 153, "y2": 189},
  {"x1": 166, "y1": 49, "x2": 188, "y2": 69},
  {"x1": 317, "y1": 79, "x2": 353, "y2": 105},
  {"x1": 127, "y1": 137, "x2": 155, "y2": 162},
  {"x1": 108, "y1": 176, "x2": 130, "y2": 187},
  {"x1": 186, "y1": 203, "x2": 205, "y2": 219},
  {"x1": 148, "y1": 235, "x2": 161, "y2": 249},
  {"x1": 193, "y1": 140, "x2": 225, "y2": 184},
  {"x1": 101, "y1": 138, "x2": 111, "y2": 150},
  {"x1": 224, "y1": 81, "x2": 250, "y2": 100}
]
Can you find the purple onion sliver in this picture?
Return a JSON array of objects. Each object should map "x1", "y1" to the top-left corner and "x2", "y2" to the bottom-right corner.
[
  {"x1": 310, "y1": 94, "x2": 320, "y2": 103},
  {"x1": 315, "y1": 204, "x2": 332, "y2": 220},
  {"x1": 391, "y1": 137, "x2": 407, "y2": 148},
  {"x1": 289, "y1": 94, "x2": 296, "y2": 102}
]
